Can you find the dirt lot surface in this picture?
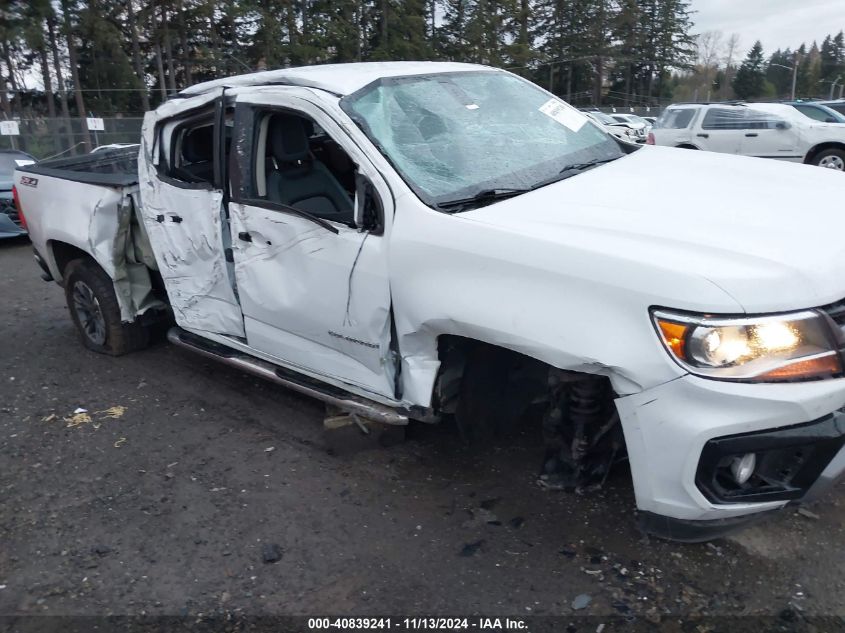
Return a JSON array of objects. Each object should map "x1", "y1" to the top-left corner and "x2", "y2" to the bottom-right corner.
[{"x1": 1, "y1": 238, "x2": 844, "y2": 623}]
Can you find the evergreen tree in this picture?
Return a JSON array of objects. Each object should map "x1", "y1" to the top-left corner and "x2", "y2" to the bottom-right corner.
[
  {"x1": 766, "y1": 48, "x2": 793, "y2": 98},
  {"x1": 533, "y1": 0, "x2": 594, "y2": 100},
  {"x1": 733, "y1": 40, "x2": 766, "y2": 99},
  {"x1": 369, "y1": 0, "x2": 433, "y2": 60}
]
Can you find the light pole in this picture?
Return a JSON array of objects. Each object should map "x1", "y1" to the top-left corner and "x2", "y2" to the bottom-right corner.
[{"x1": 770, "y1": 59, "x2": 800, "y2": 100}]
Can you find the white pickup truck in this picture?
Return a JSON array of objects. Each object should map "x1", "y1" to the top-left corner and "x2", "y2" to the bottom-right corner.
[{"x1": 14, "y1": 62, "x2": 845, "y2": 541}]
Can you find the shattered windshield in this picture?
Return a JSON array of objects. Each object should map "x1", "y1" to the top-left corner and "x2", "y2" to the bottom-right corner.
[{"x1": 341, "y1": 71, "x2": 622, "y2": 210}]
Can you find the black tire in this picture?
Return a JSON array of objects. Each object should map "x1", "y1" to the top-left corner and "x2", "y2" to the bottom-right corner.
[
  {"x1": 63, "y1": 258, "x2": 149, "y2": 356},
  {"x1": 811, "y1": 148, "x2": 845, "y2": 171}
]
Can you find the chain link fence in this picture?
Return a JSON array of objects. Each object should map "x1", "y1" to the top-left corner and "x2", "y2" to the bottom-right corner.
[{"x1": 0, "y1": 117, "x2": 144, "y2": 160}]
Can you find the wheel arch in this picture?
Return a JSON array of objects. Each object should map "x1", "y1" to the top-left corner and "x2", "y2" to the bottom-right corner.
[
  {"x1": 676, "y1": 143, "x2": 700, "y2": 150},
  {"x1": 431, "y1": 333, "x2": 624, "y2": 417},
  {"x1": 804, "y1": 142, "x2": 845, "y2": 165},
  {"x1": 47, "y1": 240, "x2": 97, "y2": 284}
]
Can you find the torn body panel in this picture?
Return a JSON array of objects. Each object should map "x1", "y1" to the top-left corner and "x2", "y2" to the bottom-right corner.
[
  {"x1": 14, "y1": 172, "x2": 162, "y2": 322},
  {"x1": 136, "y1": 182, "x2": 243, "y2": 335},
  {"x1": 137, "y1": 93, "x2": 245, "y2": 338}
]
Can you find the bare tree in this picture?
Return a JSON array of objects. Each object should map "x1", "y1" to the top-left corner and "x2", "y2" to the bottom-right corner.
[
  {"x1": 722, "y1": 32, "x2": 741, "y2": 99},
  {"x1": 697, "y1": 30, "x2": 723, "y2": 100},
  {"x1": 697, "y1": 30, "x2": 723, "y2": 68}
]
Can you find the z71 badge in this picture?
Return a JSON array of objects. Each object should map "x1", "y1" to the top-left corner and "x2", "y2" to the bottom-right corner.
[{"x1": 19, "y1": 176, "x2": 38, "y2": 188}]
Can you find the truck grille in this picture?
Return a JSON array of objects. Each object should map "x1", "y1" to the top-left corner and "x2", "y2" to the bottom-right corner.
[{"x1": 0, "y1": 196, "x2": 19, "y2": 226}]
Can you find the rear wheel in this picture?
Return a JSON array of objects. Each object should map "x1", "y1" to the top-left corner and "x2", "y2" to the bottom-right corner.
[
  {"x1": 63, "y1": 258, "x2": 149, "y2": 355},
  {"x1": 812, "y1": 148, "x2": 845, "y2": 171}
]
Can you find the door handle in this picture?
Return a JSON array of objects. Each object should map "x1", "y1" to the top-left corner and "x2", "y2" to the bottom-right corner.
[
  {"x1": 238, "y1": 231, "x2": 252, "y2": 242},
  {"x1": 696, "y1": 133, "x2": 709, "y2": 138},
  {"x1": 745, "y1": 133, "x2": 758, "y2": 137}
]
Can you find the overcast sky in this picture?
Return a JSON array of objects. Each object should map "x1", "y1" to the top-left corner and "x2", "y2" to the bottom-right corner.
[{"x1": 691, "y1": 0, "x2": 845, "y2": 54}]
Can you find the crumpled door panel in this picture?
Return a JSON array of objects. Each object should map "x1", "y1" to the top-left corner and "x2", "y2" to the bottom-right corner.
[
  {"x1": 229, "y1": 201, "x2": 395, "y2": 397},
  {"x1": 140, "y1": 184, "x2": 244, "y2": 337}
]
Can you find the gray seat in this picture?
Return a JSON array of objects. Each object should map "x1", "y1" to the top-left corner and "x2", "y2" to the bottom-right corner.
[
  {"x1": 266, "y1": 115, "x2": 353, "y2": 223},
  {"x1": 178, "y1": 126, "x2": 214, "y2": 183}
]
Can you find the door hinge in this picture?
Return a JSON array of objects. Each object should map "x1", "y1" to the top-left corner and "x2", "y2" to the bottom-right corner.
[{"x1": 224, "y1": 247, "x2": 234, "y2": 262}]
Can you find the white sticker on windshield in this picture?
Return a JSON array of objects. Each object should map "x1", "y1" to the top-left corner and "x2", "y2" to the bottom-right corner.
[
  {"x1": 14, "y1": 159, "x2": 34, "y2": 167},
  {"x1": 539, "y1": 99, "x2": 586, "y2": 132}
]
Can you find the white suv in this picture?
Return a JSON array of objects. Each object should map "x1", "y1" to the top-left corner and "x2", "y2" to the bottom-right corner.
[{"x1": 648, "y1": 102, "x2": 845, "y2": 170}]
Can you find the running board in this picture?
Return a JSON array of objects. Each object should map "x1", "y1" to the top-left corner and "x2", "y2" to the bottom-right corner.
[{"x1": 167, "y1": 327, "x2": 409, "y2": 426}]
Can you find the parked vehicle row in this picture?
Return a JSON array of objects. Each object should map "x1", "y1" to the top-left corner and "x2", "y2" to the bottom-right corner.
[
  {"x1": 817, "y1": 99, "x2": 845, "y2": 118},
  {"x1": 579, "y1": 110, "x2": 644, "y2": 143},
  {"x1": 610, "y1": 113, "x2": 653, "y2": 136},
  {"x1": 786, "y1": 101, "x2": 845, "y2": 123},
  {"x1": 13, "y1": 61, "x2": 845, "y2": 541},
  {"x1": 648, "y1": 101, "x2": 845, "y2": 170},
  {"x1": 0, "y1": 149, "x2": 35, "y2": 239}
]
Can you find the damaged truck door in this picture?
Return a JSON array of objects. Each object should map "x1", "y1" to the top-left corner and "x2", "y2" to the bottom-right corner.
[
  {"x1": 138, "y1": 90, "x2": 245, "y2": 338},
  {"x1": 226, "y1": 90, "x2": 397, "y2": 399}
]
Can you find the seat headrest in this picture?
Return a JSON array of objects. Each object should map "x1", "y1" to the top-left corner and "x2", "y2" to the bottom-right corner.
[
  {"x1": 269, "y1": 115, "x2": 310, "y2": 162},
  {"x1": 182, "y1": 126, "x2": 214, "y2": 163}
]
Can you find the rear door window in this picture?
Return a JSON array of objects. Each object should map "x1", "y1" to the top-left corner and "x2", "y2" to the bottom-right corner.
[
  {"x1": 701, "y1": 108, "x2": 748, "y2": 130},
  {"x1": 655, "y1": 108, "x2": 697, "y2": 129},
  {"x1": 701, "y1": 107, "x2": 786, "y2": 130}
]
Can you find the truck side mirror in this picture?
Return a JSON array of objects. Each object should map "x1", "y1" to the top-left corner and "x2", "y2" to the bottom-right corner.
[{"x1": 354, "y1": 172, "x2": 383, "y2": 234}]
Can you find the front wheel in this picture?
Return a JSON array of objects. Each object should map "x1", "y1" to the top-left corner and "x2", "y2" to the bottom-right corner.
[
  {"x1": 63, "y1": 258, "x2": 149, "y2": 355},
  {"x1": 812, "y1": 148, "x2": 845, "y2": 171}
]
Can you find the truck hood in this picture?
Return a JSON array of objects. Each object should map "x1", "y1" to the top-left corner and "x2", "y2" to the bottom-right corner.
[{"x1": 462, "y1": 146, "x2": 845, "y2": 313}]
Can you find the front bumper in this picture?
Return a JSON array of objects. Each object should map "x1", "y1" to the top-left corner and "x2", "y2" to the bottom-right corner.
[{"x1": 616, "y1": 374, "x2": 845, "y2": 540}]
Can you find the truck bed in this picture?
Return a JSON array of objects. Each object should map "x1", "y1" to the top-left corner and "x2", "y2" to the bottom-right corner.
[
  {"x1": 16, "y1": 145, "x2": 139, "y2": 187},
  {"x1": 14, "y1": 143, "x2": 163, "y2": 322}
]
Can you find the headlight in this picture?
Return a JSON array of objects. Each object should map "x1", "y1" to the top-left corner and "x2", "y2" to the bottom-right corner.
[{"x1": 652, "y1": 309, "x2": 841, "y2": 382}]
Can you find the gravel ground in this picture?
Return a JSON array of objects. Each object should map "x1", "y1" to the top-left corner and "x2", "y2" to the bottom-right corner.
[{"x1": 1, "y1": 237, "x2": 844, "y2": 622}]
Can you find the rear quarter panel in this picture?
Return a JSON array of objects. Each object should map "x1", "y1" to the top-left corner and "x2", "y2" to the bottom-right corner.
[{"x1": 14, "y1": 171, "x2": 126, "y2": 281}]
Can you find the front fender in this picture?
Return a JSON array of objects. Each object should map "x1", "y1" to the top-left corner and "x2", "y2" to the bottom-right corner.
[{"x1": 389, "y1": 200, "x2": 736, "y2": 408}]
